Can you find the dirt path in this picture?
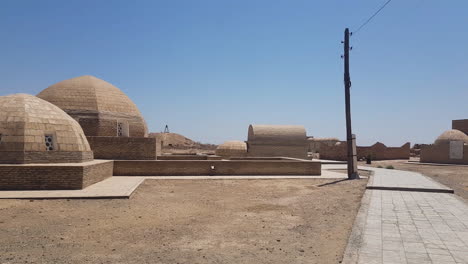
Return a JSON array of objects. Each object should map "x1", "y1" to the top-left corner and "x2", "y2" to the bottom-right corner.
[{"x1": 0, "y1": 178, "x2": 367, "y2": 264}]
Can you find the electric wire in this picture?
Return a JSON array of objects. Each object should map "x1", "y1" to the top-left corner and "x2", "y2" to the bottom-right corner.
[{"x1": 353, "y1": 0, "x2": 393, "y2": 34}]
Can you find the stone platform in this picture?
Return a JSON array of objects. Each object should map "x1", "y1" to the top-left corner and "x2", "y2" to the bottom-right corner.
[
  {"x1": 0, "y1": 169, "x2": 346, "y2": 199},
  {"x1": 0, "y1": 160, "x2": 113, "y2": 190}
]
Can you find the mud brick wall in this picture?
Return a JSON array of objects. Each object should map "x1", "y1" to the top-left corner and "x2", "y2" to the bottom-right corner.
[
  {"x1": 247, "y1": 145, "x2": 309, "y2": 159},
  {"x1": 78, "y1": 118, "x2": 146, "y2": 138},
  {"x1": 420, "y1": 143, "x2": 468, "y2": 165},
  {"x1": 75, "y1": 118, "x2": 100, "y2": 136},
  {"x1": 319, "y1": 142, "x2": 410, "y2": 161},
  {"x1": 156, "y1": 155, "x2": 221, "y2": 160},
  {"x1": 357, "y1": 143, "x2": 410, "y2": 160},
  {"x1": 113, "y1": 160, "x2": 321, "y2": 176},
  {"x1": 82, "y1": 160, "x2": 114, "y2": 188},
  {"x1": 0, "y1": 160, "x2": 112, "y2": 190},
  {"x1": 0, "y1": 151, "x2": 93, "y2": 164},
  {"x1": 157, "y1": 155, "x2": 209, "y2": 160},
  {"x1": 319, "y1": 144, "x2": 347, "y2": 161},
  {"x1": 87, "y1": 136, "x2": 157, "y2": 160},
  {"x1": 452, "y1": 119, "x2": 468, "y2": 135}
]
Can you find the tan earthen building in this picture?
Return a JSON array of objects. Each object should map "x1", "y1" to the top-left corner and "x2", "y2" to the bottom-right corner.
[
  {"x1": 217, "y1": 125, "x2": 308, "y2": 159},
  {"x1": 37, "y1": 76, "x2": 158, "y2": 160},
  {"x1": 420, "y1": 119, "x2": 468, "y2": 164},
  {"x1": 0, "y1": 94, "x2": 112, "y2": 190}
]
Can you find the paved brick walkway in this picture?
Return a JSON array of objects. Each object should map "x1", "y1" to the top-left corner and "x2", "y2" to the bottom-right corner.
[
  {"x1": 343, "y1": 166, "x2": 468, "y2": 264},
  {"x1": 368, "y1": 168, "x2": 453, "y2": 193}
]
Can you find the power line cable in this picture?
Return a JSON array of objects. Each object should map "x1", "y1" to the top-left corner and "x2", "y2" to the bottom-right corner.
[{"x1": 353, "y1": 0, "x2": 393, "y2": 34}]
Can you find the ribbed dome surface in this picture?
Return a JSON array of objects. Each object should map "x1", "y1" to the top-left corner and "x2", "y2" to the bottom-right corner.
[
  {"x1": 215, "y1": 141, "x2": 247, "y2": 157},
  {"x1": 434, "y1": 129, "x2": 468, "y2": 145},
  {"x1": 0, "y1": 94, "x2": 93, "y2": 163},
  {"x1": 37, "y1": 75, "x2": 142, "y2": 115},
  {"x1": 37, "y1": 75, "x2": 148, "y2": 137}
]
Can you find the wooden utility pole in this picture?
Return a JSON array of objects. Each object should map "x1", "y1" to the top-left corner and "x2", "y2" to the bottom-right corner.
[{"x1": 343, "y1": 28, "x2": 359, "y2": 179}]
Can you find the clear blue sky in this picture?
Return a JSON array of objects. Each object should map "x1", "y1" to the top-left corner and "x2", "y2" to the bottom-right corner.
[{"x1": 0, "y1": 0, "x2": 466, "y2": 146}]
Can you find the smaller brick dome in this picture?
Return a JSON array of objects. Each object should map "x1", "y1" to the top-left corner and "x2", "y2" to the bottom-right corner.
[
  {"x1": 215, "y1": 141, "x2": 248, "y2": 158},
  {"x1": 434, "y1": 129, "x2": 468, "y2": 145},
  {"x1": 0, "y1": 94, "x2": 93, "y2": 164}
]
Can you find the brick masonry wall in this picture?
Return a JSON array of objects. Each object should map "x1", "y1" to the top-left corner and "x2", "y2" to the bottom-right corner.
[
  {"x1": 157, "y1": 155, "x2": 209, "y2": 160},
  {"x1": 87, "y1": 136, "x2": 157, "y2": 160},
  {"x1": 0, "y1": 151, "x2": 93, "y2": 164},
  {"x1": 452, "y1": 119, "x2": 468, "y2": 135},
  {"x1": 0, "y1": 160, "x2": 112, "y2": 190},
  {"x1": 113, "y1": 160, "x2": 321, "y2": 176},
  {"x1": 308, "y1": 140, "x2": 340, "y2": 153},
  {"x1": 247, "y1": 144, "x2": 309, "y2": 159},
  {"x1": 82, "y1": 160, "x2": 114, "y2": 188},
  {"x1": 320, "y1": 144, "x2": 347, "y2": 161},
  {"x1": 71, "y1": 112, "x2": 147, "y2": 137},
  {"x1": 420, "y1": 143, "x2": 468, "y2": 165},
  {"x1": 319, "y1": 142, "x2": 410, "y2": 161},
  {"x1": 79, "y1": 118, "x2": 101, "y2": 136},
  {"x1": 358, "y1": 143, "x2": 410, "y2": 160}
]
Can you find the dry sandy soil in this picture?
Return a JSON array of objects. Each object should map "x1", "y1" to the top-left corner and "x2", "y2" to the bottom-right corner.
[
  {"x1": 358, "y1": 159, "x2": 468, "y2": 200},
  {"x1": 0, "y1": 178, "x2": 367, "y2": 264}
]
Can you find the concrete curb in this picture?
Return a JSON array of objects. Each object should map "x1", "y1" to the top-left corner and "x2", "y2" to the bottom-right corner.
[
  {"x1": 341, "y1": 190, "x2": 372, "y2": 264},
  {"x1": 364, "y1": 167, "x2": 454, "y2": 194},
  {"x1": 366, "y1": 186, "x2": 454, "y2": 193},
  {"x1": 407, "y1": 161, "x2": 468, "y2": 167}
]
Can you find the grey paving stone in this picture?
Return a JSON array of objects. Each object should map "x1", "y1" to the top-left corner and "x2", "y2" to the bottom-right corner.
[
  {"x1": 383, "y1": 250, "x2": 406, "y2": 264},
  {"x1": 342, "y1": 167, "x2": 468, "y2": 264},
  {"x1": 450, "y1": 250, "x2": 468, "y2": 263},
  {"x1": 405, "y1": 252, "x2": 431, "y2": 262},
  {"x1": 403, "y1": 242, "x2": 428, "y2": 253}
]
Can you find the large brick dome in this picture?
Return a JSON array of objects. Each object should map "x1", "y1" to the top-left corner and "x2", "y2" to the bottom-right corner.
[
  {"x1": 0, "y1": 94, "x2": 93, "y2": 164},
  {"x1": 37, "y1": 75, "x2": 148, "y2": 137}
]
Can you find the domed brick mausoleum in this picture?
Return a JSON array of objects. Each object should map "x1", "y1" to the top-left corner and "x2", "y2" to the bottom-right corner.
[
  {"x1": 434, "y1": 129, "x2": 468, "y2": 145},
  {"x1": 0, "y1": 94, "x2": 112, "y2": 190},
  {"x1": 217, "y1": 124, "x2": 308, "y2": 159},
  {"x1": 247, "y1": 124, "x2": 308, "y2": 159},
  {"x1": 37, "y1": 75, "x2": 148, "y2": 137},
  {"x1": 215, "y1": 141, "x2": 248, "y2": 158},
  {"x1": 421, "y1": 120, "x2": 468, "y2": 165},
  {"x1": 37, "y1": 75, "x2": 158, "y2": 160}
]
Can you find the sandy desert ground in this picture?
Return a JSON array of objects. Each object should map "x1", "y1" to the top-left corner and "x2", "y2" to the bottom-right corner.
[{"x1": 0, "y1": 178, "x2": 367, "y2": 264}]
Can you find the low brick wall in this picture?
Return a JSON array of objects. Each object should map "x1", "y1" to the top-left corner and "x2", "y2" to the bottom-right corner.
[
  {"x1": 247, "y1": 145, "x2": 309, "y2": 159},
  {"x1": 87, "y1": 136, "x2": 157, "y2": 160},
  {"x1": 420, "y1": 144, "x2": 468, "y2": 165},
  {"x1": 320, "y1": 142, "x2": 410, "y2": 161},
  {"x1": 0, "y1": 160, "x2": 113, "y2": 190},
  {"x1": 113, "y1": 160, "x2": 321, "y2": 176},
  {"x1": 0, "y1": 151, "x2": 93, "y2": 164},
  {"x1": 157, "y1": 155, "x2": 223, "y2": 160}
]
